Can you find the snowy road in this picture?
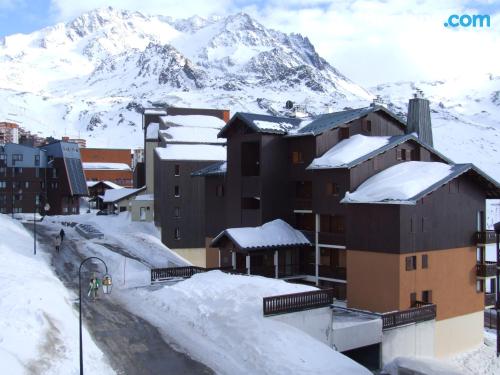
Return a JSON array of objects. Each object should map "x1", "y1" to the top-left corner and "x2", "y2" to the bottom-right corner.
[{"x1": 24, "y1": 222, "x2": 213, "y2": 375}]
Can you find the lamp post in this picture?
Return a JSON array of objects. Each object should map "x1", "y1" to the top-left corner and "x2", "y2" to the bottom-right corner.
[
  {"x1": 494, "y1": 221, "x2": 500, "y2": 357},
  {"x1": 78, "y1": 257, "x2": 112, "y2": 375}
]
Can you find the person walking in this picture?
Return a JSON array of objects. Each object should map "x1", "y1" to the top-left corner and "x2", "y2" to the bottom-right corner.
[
  {"x1": 54, "y1": 235, "x2": 61, "y2": 253},
  {"x1": 59, "y1": 228, "x2": 65, "y2": 242}
]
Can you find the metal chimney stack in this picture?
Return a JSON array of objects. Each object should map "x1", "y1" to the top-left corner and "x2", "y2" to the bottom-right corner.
[{"x1": 407, "y1": 90, "x2": 433, "y2": 146}]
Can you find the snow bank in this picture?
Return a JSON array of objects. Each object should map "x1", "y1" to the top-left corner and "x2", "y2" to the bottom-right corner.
[
  {"x1": 155, "y1": 144, "x2": 226, "y2": 161},
  {"x1": 146, "y1": 122, "x2": 159, "y2": 140},
  {"x1": 0, "y1": 214, "x2": 114, "y2": 375},
  {"x1": 159, "y1": 126, "x2": 224, "y2": 143},
  {"x1": 122, "y1": 271, "x2": 370, "y2": 375},
  {"x1": 308, "y1": 134, "x2": 390, "y2": 169},
  {"x1": 342, "y1": 161, "x2": 454, "y2": 204},
  {"x1": 384, "y1": 356, "x2": 463, "y2": 375},
  {"x1": 160, "y1": 114, "x2": 226, "y2": 129},
  {"x1": 214, "y1": 219, "x2": 310, "y2": 249},
  {"x1": 83, "y1": 162, "x2": 131, "y2": 171}
]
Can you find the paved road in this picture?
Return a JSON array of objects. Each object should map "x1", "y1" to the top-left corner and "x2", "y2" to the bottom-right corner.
[{"x1": 25, "y1": 222, "x2": 213, "y2": 375}]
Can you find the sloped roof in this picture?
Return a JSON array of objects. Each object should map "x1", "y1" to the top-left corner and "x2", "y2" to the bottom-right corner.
[
  {"x1": 191, "y1": 161, "x2": 227, "y2": 177},
  {"x1": 341, "y1": 162, "x2": 500, "y2": 205},
  {"x1": 102, "y1": 187, "x2": 146, "y2": 203},
  {"x1": 294, "y1": 106, "x2": 406, "y2": 136},
  {"x1": 155, "y1": 144, "x2": 226, "y2": 161},
  {"x1": 211, "y1": 219, "x2": 311, "y2": 251},
  {"x1": 218, "y1": 112, "x2": 302, "y2": 137},
  {"x1": 307, "y1": 134, "x2": 453, "y2": 170}
]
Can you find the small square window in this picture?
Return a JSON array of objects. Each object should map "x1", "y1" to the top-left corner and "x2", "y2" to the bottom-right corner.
[
  {"x1": 174, "y1": 164, "x2": 180, "y2": 176},
  {"x1": 174, "y1": 207, "x2": 181, "y2": 218},
  {"x1": 405, "y1": 255, "x2": 417, "y2": 271},
  {"x1": 422, "y1": 254, "x2": 428, "y2": 269},
  {"x1": 292, "y1": 151, "x2": 303, "y2": 164},
  {"x1": 174, "y1": 185, "x2": 180, "y2": 197},
  {"x1": 174, "y1": 227, "x2": 181, "y2": 240},
  {"x1": 410, "y1": 292, "x2": 417, "y2": 307},
  {"x1": 422, "y1": 290, "x2": 432, "y2": 304},
  {"x1": 326, "y1": 182, "x2": 339, "y2": 196}
]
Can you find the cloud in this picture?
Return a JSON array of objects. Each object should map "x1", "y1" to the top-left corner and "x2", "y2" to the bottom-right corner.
[{"x1": 47, "y1": 0, "x2": 500, "y2": 85}]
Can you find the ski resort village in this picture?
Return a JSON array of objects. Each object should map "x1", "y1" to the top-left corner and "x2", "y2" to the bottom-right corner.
[{"x1": 1, "y1": 5, "x2": 500, "y2": 375}]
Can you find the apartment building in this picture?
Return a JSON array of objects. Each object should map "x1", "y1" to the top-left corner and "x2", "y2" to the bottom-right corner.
[
  {"x1": 200, "y1": 96, "x2": 500, "y2": 358},
  {"x1": 80, "y1": 148, "x2": 133, "y2": 187},
  {"x1": 0, "y1": 141, "x2": 87, "y2": 215}
]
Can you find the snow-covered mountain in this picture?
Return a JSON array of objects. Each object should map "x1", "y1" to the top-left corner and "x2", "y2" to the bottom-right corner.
[
  {"x1": 0, "y1": 7, "x2": 370, "y2": 147},
  {"x1": 0, "y1": 6, "x2": 499, "y2": 184}
]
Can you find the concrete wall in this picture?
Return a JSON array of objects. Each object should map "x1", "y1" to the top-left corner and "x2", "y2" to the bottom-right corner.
[
  {"x1": 333, "y1": 318, "x2": 382, "y2": 352},
  {"x1": 172, "y1": 248, "x2": 207, "y2": 267},
  {"x1": 435, "y1": 311, "x2": 483, "y2": 358},
  {"x1": 130, "y1": 199, "x2": 154, "y2": 222},
  {"x1": 269, "y1": 307, "x2": 333, "y2": 346},
  {"x1": 381, "y1": 320, "x2": 435, "y2": 366},
  {"x1": 145, "y1": 141, "x2": 157, "y2": 194}
]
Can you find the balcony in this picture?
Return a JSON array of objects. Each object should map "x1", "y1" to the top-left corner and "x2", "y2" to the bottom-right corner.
[
  {"x1": 319, "y1": 265, "x2": 347, "y2": 280},
  {"x1": 476, "y1": 261, "x2": 497, "y2": 278},
  {"x1": 485, "y1": 293, "x2": 496, "y2": 307},
  {"x1": 318, "y1": 232, "x2": 346, "y2": 246},
  {"x1": 475, "y1": 230, "x2": 497, "y2": 245},
  {"x1": 293, "y1": 198, "x2": 312, "y2": 210}
]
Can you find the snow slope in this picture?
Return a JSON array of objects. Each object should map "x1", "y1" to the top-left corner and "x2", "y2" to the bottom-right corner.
[
  {"x1": 0, "y1": 214, "x2": 115, "y2": 375},
  {"x1": 121, "y1": 271, "x2": 370, "y2": 375}
]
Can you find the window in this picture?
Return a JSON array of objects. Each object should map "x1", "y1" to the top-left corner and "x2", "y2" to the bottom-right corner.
[
  {"x1": 405, "y1": 255, "x2": 417, "y2": 271},
  {"x1": 0, "y1": 181, "x2": 5, "y2": 188},
  {"x1": 12, "y1": 154, "x2": 23, "y2": 162},
  {"x1": 242, "y1": 197, "x2": 260, "y2": 210},
  {"x1": 14, "y1": 194, "x2": 22, "y2": 201},
  {"x1": 410, "y1": 292, "x2": 417, "y2": 307},
  {"x1": 174, "y1": 164, "x2": 180, "y2": 176},
  {"x1": 140, "y1": 207, "x2": 146, "y2": 221},
  {"x1": 422, "y1": 254, "x2": 428, "y2": 269},
  {"x1": 326, "y1": 182, "x2": 339, "y2": 196},
  {"x1": 174, "y1": 207, "x2": 181, "y2": 218},
  {"x1": 477, "y1": 280, "x2": 484, "y2": 293},
  {"x1": 397, "y1": 148, "x2": 409, "y2": 161},
  {"x1": 119, "y1": 206, "x2": 127, "y2": 212},
  {"x1": 320, "y1": 215, "x2": 345, "y2": 234},
  {"x1": 13, "y1": 207, "x2": 22, "y2": 213},
  {"x1": 174, "y1": 185, "x2": 180, "y2": 197},
  {"x1": 35, "y1": 194, "x2": 40, "y2": 205},
  {"x1": 40, "y1": 181, "x2": 45, "y2": 190},
  {"x1": 216, "y1": 184, "x2": 224, "y2": 197},
  {"x1": 12, "y1": 167, "x2": 22, "y2": 176},
  {"x1": 174, "y1": 227, "x2": 181, "y2": 240},
  {"x1": 24, "y1": 181, "x2": 29, "y2": 189},
  {"x1": 422, "y1": 290, "x2": 432, "y2": 303},
  {"x1": 34, "y1": 155, "x2": 40, "y2": 166},
  {"x1": 292, "y1": 151, "x2": 304, "y2": 164},
  {"x1": 50, "y1": 182, "x2": 58, "y2": 189},
  {"x1": 0, "y1": 153, "x2": 5, "y2": 160},
  {"x1": 52, "y1": 168, "x2": 57, "y2": 178},
  {"x1": 0, "y1": 167, "x2": 5, "y2": 175}
]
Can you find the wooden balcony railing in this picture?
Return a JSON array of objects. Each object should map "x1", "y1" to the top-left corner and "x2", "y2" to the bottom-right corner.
[
  {"x1": 263, "y1": 288, "x2": 335, "y2": 316},
  {"x1": 476, "y1": 262, "x2": 497, "y2": 278},
  {"x1": 485, "y1": 293, "x2": 496, "y2": 307},
  {"x1": 475, "y1": 230, "x2": 497, "y2": 245},
  {"x1": 319, "y1": 265, "x2": 347, "y2": 280},
  {"x1": 381, "y1": 303, "x2": 437, "y2": 330},
  {"x1": 151, "y1": 266, "x2": 243, "y2": 282}
]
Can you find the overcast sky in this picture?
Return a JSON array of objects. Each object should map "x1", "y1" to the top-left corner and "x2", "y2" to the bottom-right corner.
[{"x1": 0, "y1": 0, "x2": 499, "y2": 86}]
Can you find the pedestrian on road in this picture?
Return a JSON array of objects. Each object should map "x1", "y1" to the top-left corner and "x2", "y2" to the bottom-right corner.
[
  {"x1": 59, "y1": 228, "x2": 65, "y2": 242},
  {"x1": 88, "y1": 273, "x2": 100, "y2": 301},
  {"x1": 54, "y1": 235, "x2": 61, "y2": 253}
]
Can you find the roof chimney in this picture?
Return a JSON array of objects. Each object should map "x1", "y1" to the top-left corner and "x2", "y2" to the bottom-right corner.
[{"x1": 406, "y1": 90, "x2": 433, "y2": 146}]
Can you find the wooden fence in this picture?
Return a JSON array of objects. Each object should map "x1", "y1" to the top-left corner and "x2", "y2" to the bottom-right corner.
[
  {"x1": 151, "y1": 266, "x2": 244, "y2": 282},
  {"x1": 263, "y1": 289, "x2": 335, "y2": 316},
  {"x1": 381, "y1": 303, "x2": 436, "y2": 329}
]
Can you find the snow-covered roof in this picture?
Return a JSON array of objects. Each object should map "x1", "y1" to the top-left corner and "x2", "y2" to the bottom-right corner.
[
  {"x1": 86, "y1": 180, "x2": 124, "y2": 189},
  {"x1": 155, "y1": 144, "x2": 226, "y2": 161},
  {"x1": 83, "y1": 162, "x2": 131, "y2": 171},
  {"x1": 192, "y1": 161, "x2": 227, "y2": 177},
  {"x1": 342, "y1": 161, "x2": 455, "y2": 204},
  {"x1": 102, "y1": 187, "x2": 146, "y2": 203},
  {"x1": 308, "y1": 134, "x2": 391, "y2": 169},
  {"x1": 159, "y1": 127, "x2": 224, "y2": 144},
  {"x1": 159, "y1": 115, "x2": 226, "y2": 129},
  {"x1": 144, "y1": 108, "x2": 167, "y2": 115},
  {"x1": 212, "y1": 219, "x2": 311, "y2": 250},
  {"x1": 146, "y1": 122, "x2": 159, "y2": 140},
  {"x1": 218, "y1": 112, "x2": 302, "y2": 137},
  {"x1": 134, "y1": 193, "x2": 154, "y2": 201}
]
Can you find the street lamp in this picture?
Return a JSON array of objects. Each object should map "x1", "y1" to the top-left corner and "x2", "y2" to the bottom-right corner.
[
  {"x1": 78, "y1": 257, "x2": 112, "y2": 375},
  {"x1": 494, "y1": 221, "x2": 500, "y2": 357},
  {"x1": 33, "y1": 199, "x2": 50, "y2": 255}
]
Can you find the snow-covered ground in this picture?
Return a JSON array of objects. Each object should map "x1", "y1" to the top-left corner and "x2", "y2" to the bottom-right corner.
[
  {"x1": 0, "y1": 214, "x2": 115, "y2": 375},
  {"x1": 119, "y1": 271, "x2": 371, "y2": 375},
  {"x1": 47, "y1": 211, "x2": 190, "y2": 268}
]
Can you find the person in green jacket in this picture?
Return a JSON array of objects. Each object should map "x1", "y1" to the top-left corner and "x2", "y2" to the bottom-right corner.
[{"x1": 88, "y1": 273, "x2": 101, "y2": 301}]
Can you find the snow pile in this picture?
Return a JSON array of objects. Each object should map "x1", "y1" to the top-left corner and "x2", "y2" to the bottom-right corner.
[
  {"x1": 308, "y1": 134, "x2": 390, "y2": 169},
  {"x1": 254, "y1": 119, "x2": 298, "y2": 132},
  {"x1": 214, "y1": 219, "x2": 310, "y2": 249},
  {"x1": 0, "y1": 214, "x2": 114, "y2": 374},
  {"x1": 83, "y1": 162, "x2": 131, "y2": 171},
  {"x1": 160, "y1": 126, "x2": 224, "y2": 143},
  {"x1": 160, "y1": 115, "x2": 226, "y2": 129},
  {"x1": 342, "y1": 161, "x2": 454, "y2": 204},
  {"x1": 450, "y1": 330, "x2": 500, "y2": 375},
  {"x1": 102, "y1": 187, "x2": 143, "y2": 203},
  {"x1": 145, "y1": 122, "x2": 159, "y2": 140},
  {"x1": 123, "y1": 271, "x2": 370, "y2": 375},
  {"x1": 155, "y1": 144, "x2": 226, "y2": 161}
]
